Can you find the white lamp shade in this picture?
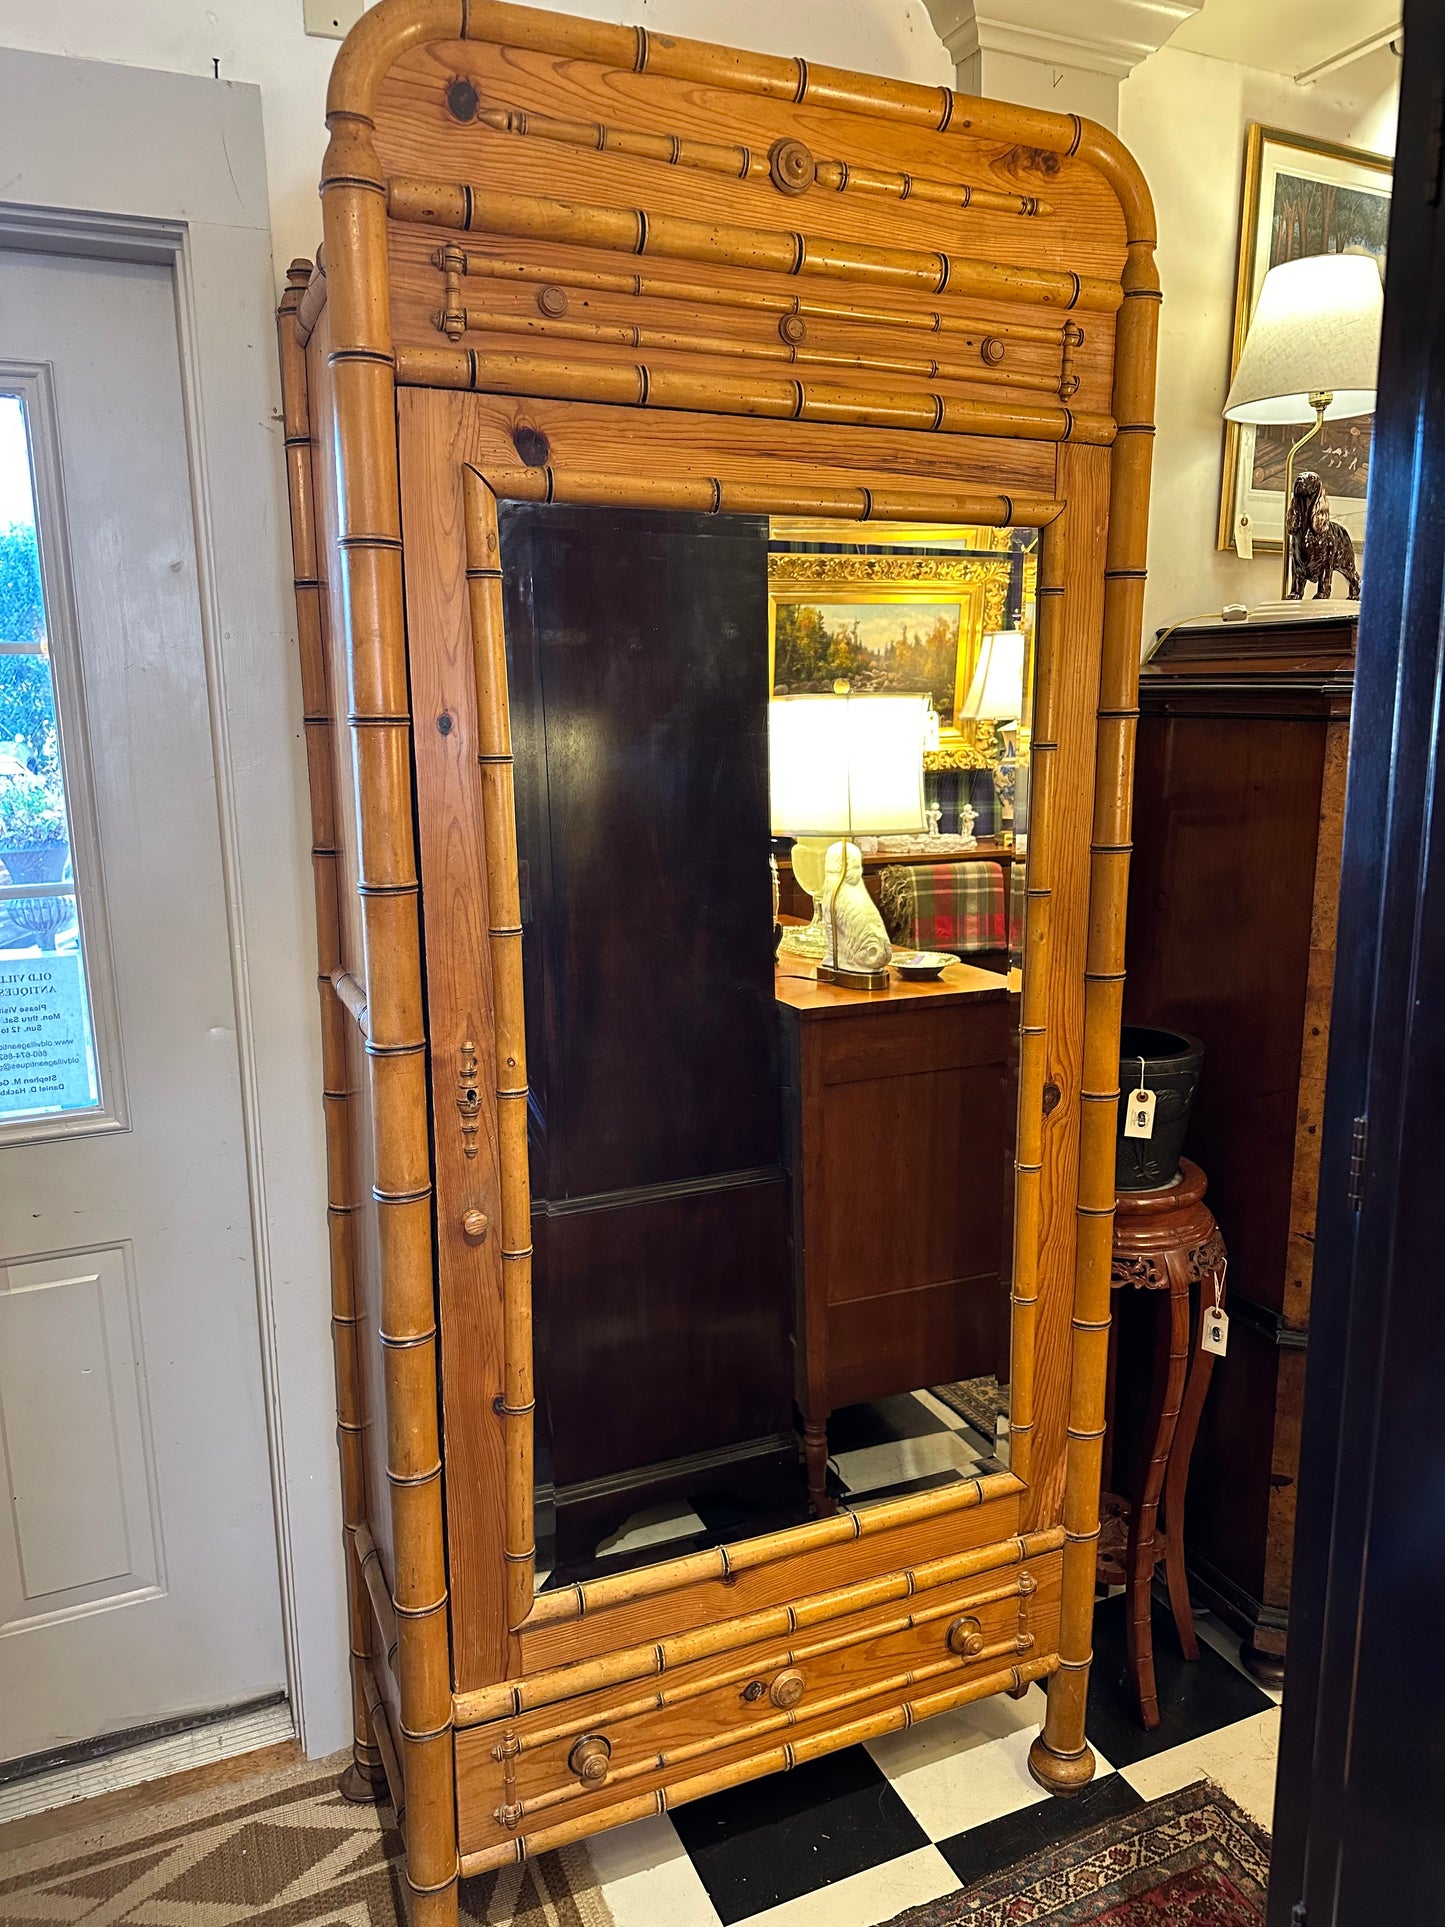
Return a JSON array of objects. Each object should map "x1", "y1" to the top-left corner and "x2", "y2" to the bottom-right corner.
[
  {"x1": 769, "y1": 692, "x2": 928, "y2": 837},
  {"x1": 1223, "y1": 252, "x2": 1383, "y2": 425},
  {"x1": 958, "y1": 629, "x2": 1026, "y2": 721}
]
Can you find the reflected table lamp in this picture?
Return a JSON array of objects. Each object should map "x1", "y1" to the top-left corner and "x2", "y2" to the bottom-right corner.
[
  {"x1": 957, "y1": 629, "x2": 1026, "y2": 835},
  {"x1": 770, "y1": 689, "x2": 929, "y2": 991},
  {"x1": 1222, "y1": 251, "x2": 1383, "y2": 597}
]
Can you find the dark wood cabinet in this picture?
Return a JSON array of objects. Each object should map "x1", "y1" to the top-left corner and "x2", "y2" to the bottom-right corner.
[
  {"x1": 1123, "y1": 611, "x2": 1354, "y2": 1676},
  {"x1": 502, "y1": 504, "x2": 794, "y2": 1560},
  {"x1": 776, "y1": 959, "x2": 1015, "y2": 1512}
]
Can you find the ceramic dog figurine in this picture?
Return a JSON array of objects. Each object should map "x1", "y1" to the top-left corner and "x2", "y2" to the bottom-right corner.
[{"x1": 1286, "y1": 470, "x2": 1361, "y2": 601}]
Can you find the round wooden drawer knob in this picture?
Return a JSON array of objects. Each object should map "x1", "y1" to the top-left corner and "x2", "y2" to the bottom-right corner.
[
  {"x1": 461, "y1": 1209, "x2": 490, "y2": 1242},
  {"x1": 568, "y1": 1734, "x2": 612, "y2": 1785},
  {"x1": 947, "y1": 1615, "x2": 985, "y2": 1658},
  {"x1": 769, "y1": 1669, "x2": 806, "y2": 1710}
]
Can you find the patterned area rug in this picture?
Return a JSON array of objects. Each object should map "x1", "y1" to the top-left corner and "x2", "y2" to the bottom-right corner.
[
  {"x1": 930, "y1": 1377, "x2": 1008, "y2": 1441},
  {"x1": 882, "y1": 1781, "x2": 1268, "y2": 1925},
  {"x1": 0, "y1": 1754, "x2": 614, "y2": 1926}
]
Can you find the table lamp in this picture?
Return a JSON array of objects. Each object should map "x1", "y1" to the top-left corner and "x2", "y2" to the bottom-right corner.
[
  {"x1": 770, "y1": 689, "x2": 929, "y2": 990},
  {"x1": 958, "y1": 629, "x2": 1027, "y2": 834},
  {"x1": 1223, "y1": 252, "x2": 1383, "y2": 596}
]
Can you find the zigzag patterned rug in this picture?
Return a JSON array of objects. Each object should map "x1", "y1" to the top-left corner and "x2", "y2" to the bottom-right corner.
[
  {"x1": 0, "y1": 1756, "x2": 614, "y2": 1927},
  {"x1": 882, "y1": 1780, "x2": 1269, "y2": 1925}
]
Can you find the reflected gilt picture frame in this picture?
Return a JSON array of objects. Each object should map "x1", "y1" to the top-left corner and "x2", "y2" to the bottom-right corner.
[
  {"x1": 1218, "y1": 124, "x2": 1392, "y2": 557},
  {"x1": 767, "y1": 549, "x2": 1026, "y2": 754}
]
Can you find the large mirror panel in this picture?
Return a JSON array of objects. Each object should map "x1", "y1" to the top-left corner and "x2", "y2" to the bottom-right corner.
[{"x1": 497, "y1": 506, "x2": 1037, "y2": 1592}]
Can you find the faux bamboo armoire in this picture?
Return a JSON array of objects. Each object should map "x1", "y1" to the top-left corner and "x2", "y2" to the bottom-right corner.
[{"x1": 275, "y1": 3, "x2": 1159, "y2": 1917}]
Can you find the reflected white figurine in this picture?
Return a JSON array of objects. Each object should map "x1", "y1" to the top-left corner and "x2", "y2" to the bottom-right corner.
[{"x1": 820, "y1": 839, "x2": 892, "y2": 978}]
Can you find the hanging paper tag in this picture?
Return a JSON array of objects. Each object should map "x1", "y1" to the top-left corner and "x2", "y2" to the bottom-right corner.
[
  {"x1": 1123, "y1": 1088, "x2": 1156, "y2": 1139},
  {"x1": 1202, "y1": 1308, "x2": 1229, "y2": 1356}
]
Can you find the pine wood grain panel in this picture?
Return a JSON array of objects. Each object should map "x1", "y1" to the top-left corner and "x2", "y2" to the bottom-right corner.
[
  {"x1": 517, "y1": 1484, "x2": 1021, "y2": 1672},
  {"x1": 397, "y1": 390, "x2": 511, "y2": 1693},
  {"x1": 385, "y1": 228, "x2": 1119, "y2": 425},
  {"x1": 392, "y1": 377, "x2": 1061, "y2": 499},
  {"x1": 1023, "y1": 444, "x2": 1110, "y2": 1534},
  {"x1": 375, "y1": 43, "x2": 1126, "y2": 282},
  {"x1": 457, "y1": 1557, "x2": 1058, "y2": 1856}
]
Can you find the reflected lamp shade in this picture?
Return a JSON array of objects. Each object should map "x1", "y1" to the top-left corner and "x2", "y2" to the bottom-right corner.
[
  {"x1": 958, "y1": 630, "x2": 1026, "y2": 722},
  {"x1": 768, "y1": 692, "x2": 928, "y2": 838},
  {"x1": 1223, "y1": 252, "x2": 1383, "y2": 425}
]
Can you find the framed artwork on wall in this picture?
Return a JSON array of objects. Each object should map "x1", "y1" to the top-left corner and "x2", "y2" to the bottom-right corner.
[
  {"x1": 767, "y1": 548, "x2": 1028, "y2": 752},
  {"x1": 1218, "y1": 124, "x2": 1392, "y2": 557}
]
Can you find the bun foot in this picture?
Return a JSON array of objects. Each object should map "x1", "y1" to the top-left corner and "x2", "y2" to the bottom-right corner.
[
  {"x1": 1028, "y1": 1735, "x2": 1097, "y2": 1797},
  {"x1": 338, "y1": 1760, "x2": 387, "y2": 1804}
]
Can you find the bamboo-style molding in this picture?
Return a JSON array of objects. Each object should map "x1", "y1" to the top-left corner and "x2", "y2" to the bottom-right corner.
[
  {"x1": 461, "y1": 1653, "x2": 1057, "y2": 1874},
  {"x1": 462, "y1": 469, "x2": 536, "y2": 1640},
  {"x1": 435, "y1": 305, "x2": 1066, "y2": 395},
  {"x1": 520, "y1": 1468, "x2": 1023, "y2": 1636},
  {"x1": 277, "y1": 262, "x2": 384, "y2": 1802},
  {"x1": 1028, "y1": 236, "x2": 1161, "y2": 1799},
  {"x1": 317, "y1": 94, "x2": 457, "y2": 1910},
  {"x1": 296, "y1": 248, "x2": 328, "y2": 349},
  {"x1": 465, "y1": 101, "x2": 1052, "y2": 219},
  {"x1": 502, "y1": 1572, "x2": 1034, "y2": 1758},
  {"x1": 330, "y1": 965, "x2": 370, "y2": 1035},
  {"x1": 469, "y1": 463, "x2": 1062, "y2": 529},
  {"x1": 395, "y1": 345, "x2": 1112, "y2": 445},
  {"x1": 435, "y1": 251, "x2": 1081, "y2": 350},
  {"x1": 387, "y1": 176, "x2": 1119, "y2": 315},
  {"x1": 497, "y1": 1633, "x2": 1033, "y2": 1829},
  {"x1": 460, "y1": 1526, "x2": 1060, "y2": 1726}
]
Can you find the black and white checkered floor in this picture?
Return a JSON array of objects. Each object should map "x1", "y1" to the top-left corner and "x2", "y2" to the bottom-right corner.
[
  {"x1": 550, "y1": 1399, "x2": 1281, "y2": 1927},
  {"x1": 581, "y1": 1599, "x2": 1280, "y2": 1927}
]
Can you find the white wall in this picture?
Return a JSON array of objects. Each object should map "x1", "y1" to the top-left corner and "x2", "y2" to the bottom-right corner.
[
  {"x1": 1119, "y1": 45, "x2": 1399, "y2": 640},
  {"x1": 0, "y1": 0, "x2": 951, "y2": 285}
]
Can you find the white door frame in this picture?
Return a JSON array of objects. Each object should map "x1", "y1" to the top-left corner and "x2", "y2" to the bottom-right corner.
[{"x1": 0, "y1": 49, "x2": 346, "y2": 1757}]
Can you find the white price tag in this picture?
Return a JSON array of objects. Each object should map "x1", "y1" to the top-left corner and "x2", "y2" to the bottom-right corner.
[
  {"x1": 1202, "y1": 1308, "x2": 1229, "y2": 1356},
  {"x1": 1123, "y1": 1088, "x2": 1156, "y2": 1139}
]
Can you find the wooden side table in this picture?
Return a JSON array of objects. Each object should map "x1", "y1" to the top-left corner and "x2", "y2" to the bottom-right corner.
[{"x1": 1102, "y1": 1158, "x2": 1227, "y2": 1728}]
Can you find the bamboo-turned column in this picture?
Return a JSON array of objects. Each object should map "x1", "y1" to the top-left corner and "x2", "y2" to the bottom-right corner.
[
  {"x1": 1029, "y1": 163, "x2": 1161, "y2": 1798},
  {"x1": 276, "y1": 261, "x2": 382, "y2": 1800},
  {"x1": 319, "y1": 104, "x2": 457, "y2": 1923},
  {"x1": 462, "y1": 468, "x2": 535, "y2": 1637},
  {"x1": 1008, "y1": 527, "x2": 1066, "y2": 1501}
]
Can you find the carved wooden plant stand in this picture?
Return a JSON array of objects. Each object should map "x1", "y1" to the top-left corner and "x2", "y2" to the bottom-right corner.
[{"x1": 1101, "y1": 1159, "x2": 1226, "y2": 1729}]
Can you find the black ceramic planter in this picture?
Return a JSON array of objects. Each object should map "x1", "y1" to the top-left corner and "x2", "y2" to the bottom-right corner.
[{"x1": 1115, "y1": 1024, "x2": 1204, "y2": 1192}]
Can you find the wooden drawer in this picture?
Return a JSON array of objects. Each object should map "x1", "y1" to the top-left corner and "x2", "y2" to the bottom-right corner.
[{"x1": 457, "y1": 1546, "x2": 1060, "y2": 1869}]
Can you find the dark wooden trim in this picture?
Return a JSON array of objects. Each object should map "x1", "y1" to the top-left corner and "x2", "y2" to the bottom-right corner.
[{"x1": 1270, "y1": 11, "x2": 1445, "y2": 1920}]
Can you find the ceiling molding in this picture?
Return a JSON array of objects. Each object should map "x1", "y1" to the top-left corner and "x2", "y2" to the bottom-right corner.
[{"x1": 923, "y1": 0, "x2": 1205, "y2": 81}]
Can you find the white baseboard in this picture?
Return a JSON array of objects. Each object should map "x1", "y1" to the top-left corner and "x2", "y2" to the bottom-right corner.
[{"x1": 0, "y1": 1701, "x2": 296, "y2": 1825}]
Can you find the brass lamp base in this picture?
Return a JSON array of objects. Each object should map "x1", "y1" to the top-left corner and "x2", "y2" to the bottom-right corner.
[{"x1": 818, "y1": 960, "x2": 892, "y2": 991}]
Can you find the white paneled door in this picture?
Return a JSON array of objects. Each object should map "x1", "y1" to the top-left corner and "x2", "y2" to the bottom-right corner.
[{"x1": 0, "y1": 249, "x2": 287, "y2": 1762}]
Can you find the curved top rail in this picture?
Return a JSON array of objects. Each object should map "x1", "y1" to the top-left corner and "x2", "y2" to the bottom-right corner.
[{"x1": 324, "y1": 0, "x2": 1155, "y2": 250}]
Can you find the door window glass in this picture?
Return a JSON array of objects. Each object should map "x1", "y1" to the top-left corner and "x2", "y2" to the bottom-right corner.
[{"x1": 0, "y1": 393, "x2": 101, "y2": 1124}]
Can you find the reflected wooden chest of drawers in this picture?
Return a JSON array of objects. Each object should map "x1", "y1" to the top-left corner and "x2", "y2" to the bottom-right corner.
[{"x1": 776, "y1": 959, "x2": 1016, "y2": 1512}]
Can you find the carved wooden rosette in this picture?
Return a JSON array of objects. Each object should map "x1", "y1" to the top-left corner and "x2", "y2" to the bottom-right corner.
[{"x1": 275, "y1": 3, "x2": 1159, "y2": 1915}]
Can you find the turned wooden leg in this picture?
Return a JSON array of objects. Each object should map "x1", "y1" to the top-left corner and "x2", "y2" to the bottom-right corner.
[
  {"x1": 1125, "y1": 1265, "x2": 1192, "y2": 1730},
  {"x1": 1161, "y1": 1272, "x2": 1221, "y2": 1663},
  {"x1": 339, "y1": 1757, "x2": 387, "y2": 1803},
  {"x1": 803, "y1": 1416, "x2": 835, "y2": 1516}
]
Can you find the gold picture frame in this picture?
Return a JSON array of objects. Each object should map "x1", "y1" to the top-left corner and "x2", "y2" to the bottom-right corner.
[
  {"x1": 1218, "y1": 124, "x2": 1392, "y2": 556},
  {"x1": 767, "y1": 548, "x2": 1026, "y2": 758}
]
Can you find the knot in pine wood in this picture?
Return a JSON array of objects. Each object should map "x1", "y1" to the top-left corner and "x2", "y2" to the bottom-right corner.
[{"x1": 445, "y1": 77, "x2": 479, "y2": 123}]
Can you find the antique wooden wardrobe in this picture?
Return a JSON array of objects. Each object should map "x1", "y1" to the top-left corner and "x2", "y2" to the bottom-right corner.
[{"x1": 275, "y1": 5, "x2": 1158, "y2": 1918}]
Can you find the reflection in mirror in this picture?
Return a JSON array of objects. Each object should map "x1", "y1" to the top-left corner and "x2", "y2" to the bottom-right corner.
[{"x1": 498, "y1": 507, "x2": 1036, "y2": 1593}]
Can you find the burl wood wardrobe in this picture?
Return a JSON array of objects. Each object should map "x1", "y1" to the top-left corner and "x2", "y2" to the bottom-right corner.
[{"x1": 275, "y1": 5, "x2": 1159, "y2": 1919}]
